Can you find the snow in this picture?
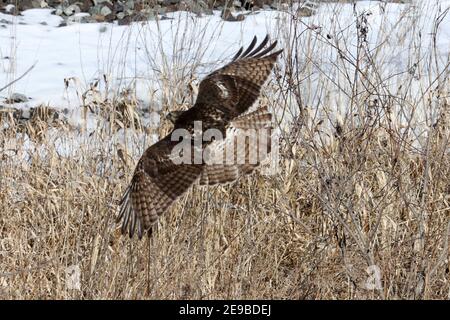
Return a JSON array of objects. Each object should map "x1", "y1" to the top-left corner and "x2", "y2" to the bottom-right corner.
[{"x1": 0, "y1": 9, "x2": 260, "y2": 106}]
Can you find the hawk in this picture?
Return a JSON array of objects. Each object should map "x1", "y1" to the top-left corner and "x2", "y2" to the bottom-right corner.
[{"x1": 117, "y1": 35, "x2": 282, "y2": 239}]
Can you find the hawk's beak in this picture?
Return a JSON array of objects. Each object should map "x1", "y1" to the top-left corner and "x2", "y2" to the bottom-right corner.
[{"x1": 165, "y1": 110, "x2": 184, "y2": 124}]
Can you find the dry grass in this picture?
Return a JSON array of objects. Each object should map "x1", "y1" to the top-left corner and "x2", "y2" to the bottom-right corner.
[{"x1": 0, "y1": 1, "x2": 449, "y2": 299}]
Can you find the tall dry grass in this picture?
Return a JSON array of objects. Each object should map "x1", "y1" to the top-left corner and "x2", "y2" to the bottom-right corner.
[{"x1": 0, "y1": 1, "x2": 449, "y2": 299}]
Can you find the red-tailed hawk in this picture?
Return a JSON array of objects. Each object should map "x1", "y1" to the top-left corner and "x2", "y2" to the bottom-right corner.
[{"x1": 117, "y1": 35, "x2": 282, "y2": 239}]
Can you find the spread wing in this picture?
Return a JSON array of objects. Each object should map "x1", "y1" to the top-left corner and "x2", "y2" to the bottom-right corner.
[
  {"x1": 117, "y1": 134, "x2": 202, "y2": 239},
  {"x1": 194, "y1": 35, "x2": 282, "y2": 118},
  {"x1": 200, "y1": 106, "x2": 273, "y2": 185},
  {"x1": 117, "y1": 36, "x2": 282, "y2": 239}
]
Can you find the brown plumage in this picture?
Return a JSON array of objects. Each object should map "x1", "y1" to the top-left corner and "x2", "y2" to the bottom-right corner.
[
  {"x1": 200, "y1": 106, "x2": 273, "y2": 185},
  {"x1": 117, "y1": 35, "x2": 282, "y2": 239}
]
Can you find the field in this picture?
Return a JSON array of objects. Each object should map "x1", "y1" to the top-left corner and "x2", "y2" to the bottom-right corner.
[{"x1": 0, "y1": 1, "x2": 449, "y2": 299}]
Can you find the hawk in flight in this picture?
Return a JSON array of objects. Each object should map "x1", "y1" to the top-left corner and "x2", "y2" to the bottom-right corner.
[{"x1": 117, "y1": 35, "x2": 282, "y2": 239}]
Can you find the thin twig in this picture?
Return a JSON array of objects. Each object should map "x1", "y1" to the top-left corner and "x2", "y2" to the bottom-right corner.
[{"x1": 0, "y1": 61, "x2": 37, "y2": 93}]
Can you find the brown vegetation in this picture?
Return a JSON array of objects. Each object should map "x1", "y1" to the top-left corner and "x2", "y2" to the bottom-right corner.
[{"x1": 0, "y1": 1, "x2": 448, "y2": 299}]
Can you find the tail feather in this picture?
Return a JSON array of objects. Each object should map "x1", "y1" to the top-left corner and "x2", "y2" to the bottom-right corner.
[{"x1": 200, "y1": 105, "x2": 273, "y2": 186}]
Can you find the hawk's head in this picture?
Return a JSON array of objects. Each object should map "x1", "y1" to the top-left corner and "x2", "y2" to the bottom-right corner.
[{"x1": 165, "y1": 110, "x2": 185, "y2": 124}]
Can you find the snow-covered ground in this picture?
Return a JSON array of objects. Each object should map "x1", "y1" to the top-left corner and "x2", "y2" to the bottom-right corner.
[
  {"x1": 0, "y1": 8, "x2": 282, "y2": 116},
  {"x1": 1, "y1": 2, "x2": 448, "y2": 108},
  {"x1": 0, "y1": 0, "x2": 449, "y2": 157}
]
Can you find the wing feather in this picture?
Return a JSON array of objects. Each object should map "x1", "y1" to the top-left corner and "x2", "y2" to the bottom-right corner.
[
  {"x1": 245, "y1": 35, "x2": 269, "y2": 58},
  {"x1": 231, "y1": 46, "x2": 244, "y2": 62},
  {"x1": 194, "y1": 35, "x2": 282, "y2": 117},
  {"x1": 117, "y1": 135, "x2": 203, "y2": 239},
  {"x1": 240, "y1": 36, "x2": 258, "y2": 58}
]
